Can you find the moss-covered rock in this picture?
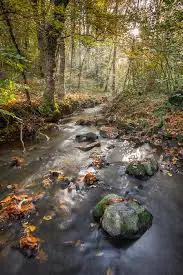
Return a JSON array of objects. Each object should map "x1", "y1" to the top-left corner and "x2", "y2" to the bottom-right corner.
[
  {"x1": 93, "y1": 194, "x2": 123, "y2": 221},
  {"x1": 101, "y1": 200, "x2": 153, "y2": 239},
  {"x1": 126, "y1": 157, "x2": 158, "y2": 179}
]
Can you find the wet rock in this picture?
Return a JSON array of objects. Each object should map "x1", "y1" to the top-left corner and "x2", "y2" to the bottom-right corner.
[
  {"x1": 126, "y1": 157, "x2": 158, "y2": 179},
  {"x1": 75, "y1": 132, "x2": 98, "y2": 143},
  {"x1": 49, "y1": 170, "x2": 63, "y2": 179},
  {"x1": 93, "y1": 194, "x2": 124, "y2": 221},
  {"x1": 57, "y1": 178, "x2": 70, "y2": 189},
  {"x1": 101, "y1": 200, "x2": 153, "y2": 239},
  {"x1": 76, "y1": 141, "x2": 101, "y2": 151},
  {"x1": 100, "y1": 126, "x2": 119, "y2": 139}
]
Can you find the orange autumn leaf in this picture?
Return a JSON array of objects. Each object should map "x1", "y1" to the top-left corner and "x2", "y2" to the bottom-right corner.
[
  {"x1": 20, "y1": 233, "x2": 41, "y2": 250},
  {"x1": 84, "y1": 173, "x2": 97, "y2": 185}
]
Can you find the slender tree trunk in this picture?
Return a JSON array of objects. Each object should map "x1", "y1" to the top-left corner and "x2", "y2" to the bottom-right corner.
[
  {"x1": 111, "y1": 0, "x2": 118, "y2": 94},
  {"x1": 43, "y1": 23, "x2": 57, "y2": 108},
  {"x1": 104, "y1": 48, "x2": 113, "y2": 92},
  {"x1": 77, "y1": 48, "x2": 90, "y2": 90},
  {"x1": 69, "y1": 0, "x2": 76, "y2": 81},
  {"x1": 57, "y1": 36, "x2": 65, "y2": 99},
  {"x1": 0, "y1": 0, "x2": 31, "y2": 104},
  {"x1": 112, "y1": 44, "x2": 117, "y2": 93}
]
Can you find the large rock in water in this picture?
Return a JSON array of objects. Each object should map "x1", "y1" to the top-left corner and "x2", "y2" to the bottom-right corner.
[
  {"x1": 101, "y1": 200, "x2": 153, "y2": 239},
  {"x1": 126, "y1": 157, "x2": 158, "y2": 179}
]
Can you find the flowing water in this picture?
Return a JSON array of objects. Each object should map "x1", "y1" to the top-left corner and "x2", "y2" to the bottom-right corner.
[{"x1": 0, "y1": 105, "x2": 183, "y2": 275}]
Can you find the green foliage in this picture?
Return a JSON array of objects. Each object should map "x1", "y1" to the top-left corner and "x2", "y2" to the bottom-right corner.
[
  {"x1": 0, "y1": 48, "x2": 26, "y2": 72},
  {"x1": 38, "y1": 102, "x2": 55, "y2": 117},
  {"x1": 0, "y1": 79, "x2": 16, "y2": 105}
]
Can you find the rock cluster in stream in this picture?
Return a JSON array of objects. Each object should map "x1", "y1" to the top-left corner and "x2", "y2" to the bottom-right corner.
[{"x1": 93, "y1": 194, "x2": 153, "y2": 240}]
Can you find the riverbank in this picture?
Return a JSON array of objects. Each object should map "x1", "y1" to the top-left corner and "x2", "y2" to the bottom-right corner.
[{"x1": 0, "y1": 92, "x2": 106, "y2": 145}]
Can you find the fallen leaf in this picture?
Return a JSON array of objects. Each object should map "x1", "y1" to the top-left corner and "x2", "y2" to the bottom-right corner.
[
  {"x1": 84, "y1": 173, "x2": 97, "y2": 185},
  {"x1": 23, "y1": 224, "x2": 37, "y2": 233},
  {"x1": 43, "y1": 215, "x2": 53, "y2": 221},
  {"x1": 42, "y1": 178, "x2": 52, "y2": 187},
  {"x1": 20, "y1": 233, "x2": 41, "y2": 250},
  {"x1": 168, "y1": 172, "x2": 173, "y2": 177}
]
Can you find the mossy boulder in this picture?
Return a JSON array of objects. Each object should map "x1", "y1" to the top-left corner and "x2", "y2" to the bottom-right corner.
[
  {"x1": 93, "y1": 194, "x2": 123, "y2": 221},
  {"x1": 126, "y1": 157, "x2": 158, "y2": 179},
  {"x1": 102, "y1": 200, "x2": 153, "y2": 239}
]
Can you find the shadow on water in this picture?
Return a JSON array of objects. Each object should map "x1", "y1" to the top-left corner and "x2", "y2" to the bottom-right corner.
[{"x1": 0, "y1": 105, "x2": 183, "y2": 275}]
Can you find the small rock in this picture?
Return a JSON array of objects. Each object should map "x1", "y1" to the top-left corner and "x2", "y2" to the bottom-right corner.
[
  {"x1": 75, "y1": 132, "x2": 98, "y2": 143},
  {"x1": 76, "y1": 141, "x2": 101, "y2": 151},
  {"x1": 7, "y1": 185, "x2": 13, "y2": 189}
]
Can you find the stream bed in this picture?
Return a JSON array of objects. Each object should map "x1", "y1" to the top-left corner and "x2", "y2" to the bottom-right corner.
[{"x1": 0, "y1": 105, "x2": 183, "y2": 275}]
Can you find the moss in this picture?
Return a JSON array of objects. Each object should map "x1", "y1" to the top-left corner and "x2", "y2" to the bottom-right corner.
[
  {"x1": 93, "y1": 194, "x2": 122, "y2": 221},
  {"x1": 126, "y1": 163, "x2": 146, "y2": 178},
  {"x1": 138, "y1": 210, "x2": 153, "y2": 229}
]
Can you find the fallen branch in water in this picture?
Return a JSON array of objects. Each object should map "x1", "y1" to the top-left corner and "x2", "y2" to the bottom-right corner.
[
  {"x1": 38, "y1": 132, "x2": 50, "y2": 142},
  {"x1": 20, "y1": 122, "x2": 26, "y2": 153},
  {"x1": 0, "y1": 108, "x2": 26, "y2": 153}
]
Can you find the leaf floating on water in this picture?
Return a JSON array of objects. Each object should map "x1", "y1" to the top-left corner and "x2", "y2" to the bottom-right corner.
[
  {"x1": 43, "y1": 215, "x2": 53, "y2": 221},
  {"x1": 23, "y1": 224, "x2": 37, "y2": 233},
  {"x1": 20, "y1": 233, "x2": 42, "y2": 251},
  {"x1": 168, "y1": 172, "x2": 173, "y2": 177}
]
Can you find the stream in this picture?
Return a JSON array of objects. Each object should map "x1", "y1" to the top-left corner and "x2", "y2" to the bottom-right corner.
[{"x1": 0, "y1": 105, "x2": 183, "y2": 275}]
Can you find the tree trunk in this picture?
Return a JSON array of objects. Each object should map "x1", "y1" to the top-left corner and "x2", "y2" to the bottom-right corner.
[
  {"x1": 43, "y1": 0, "x2": 69, "y2": 107},
  {"x1": 77, "y1": 48, "x2": 89, "y2": 90},
  {"x1": 43, "y1": 24, "x2": 57, "y2": 108},
  {"x1": 57, "y1": 36, "x2": 65, "y2": 99},
  {"x1": 112, "y1": 44, "x2": 117, "y2": 93}
]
